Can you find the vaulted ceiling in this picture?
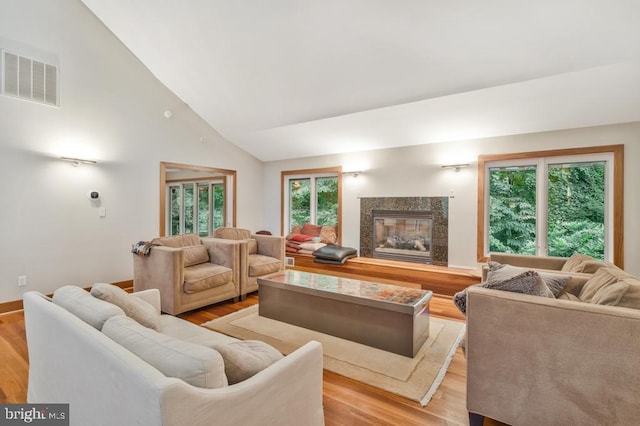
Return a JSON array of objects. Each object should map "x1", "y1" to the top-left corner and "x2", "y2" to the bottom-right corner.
[{"x1": 81, "y1": 0, "x2": 640, "y2": 161}]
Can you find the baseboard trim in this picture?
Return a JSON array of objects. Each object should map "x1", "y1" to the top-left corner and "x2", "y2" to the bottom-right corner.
[{"x1": 0, "y1": 280, "x2": 133, "y2": 315}]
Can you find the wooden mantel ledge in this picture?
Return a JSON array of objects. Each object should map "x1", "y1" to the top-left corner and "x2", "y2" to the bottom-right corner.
[{"x1": 288, "y1": 254, "x2": 481, "y2": 296}]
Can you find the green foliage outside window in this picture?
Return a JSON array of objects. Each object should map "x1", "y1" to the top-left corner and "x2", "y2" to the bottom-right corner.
[
  {"x1": 184, "y1": 185, "x2": 194, "y2": 234},
  {"x1": 290, "y1": 179, "x2": 311, "y2": 228},
  {"x1": 489, "y1": 161, "x2": 605, "y2": 260},
  {"x1": 198, "y1": 184, "x2": 209, "y2": 236},
  {"x1": 316, "y1": 177, "x2": 338, "y2": 226}
]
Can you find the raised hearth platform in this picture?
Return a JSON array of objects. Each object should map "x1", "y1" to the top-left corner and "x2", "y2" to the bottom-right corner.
[{"x1": 288, "y1": 254, "x2": 481, "y2": 296}]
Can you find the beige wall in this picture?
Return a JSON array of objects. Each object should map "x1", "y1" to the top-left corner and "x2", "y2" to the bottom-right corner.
[{"x1": 263, "y1": 122, "x2": 640, "y2": 275}]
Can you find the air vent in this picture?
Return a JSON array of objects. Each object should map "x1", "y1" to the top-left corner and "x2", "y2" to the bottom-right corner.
[{"x1": 1, "y1": 49, "x2": 58, "y2": 106}]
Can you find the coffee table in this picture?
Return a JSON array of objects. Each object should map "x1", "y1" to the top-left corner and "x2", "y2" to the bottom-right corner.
[{"x1": 258, "y1": 270, "x2": 432, "y2": 357}]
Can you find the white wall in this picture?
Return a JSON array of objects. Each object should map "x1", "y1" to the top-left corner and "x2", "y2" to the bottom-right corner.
[
  {"x1": 0, "y1": 0, "x2": 263, "y2": 302},
  {"x1": 263, "y1": 122, "x2": 640, "y2": 275}
]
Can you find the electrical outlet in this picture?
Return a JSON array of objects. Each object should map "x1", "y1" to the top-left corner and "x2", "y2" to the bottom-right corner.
[{"x1": 17, "y1": 275, "x2": 27, "y2": 287}]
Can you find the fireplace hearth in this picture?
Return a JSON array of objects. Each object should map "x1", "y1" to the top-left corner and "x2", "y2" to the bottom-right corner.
[{"x1": 360, "y1": 197, "x2": 448, "y2": 266}]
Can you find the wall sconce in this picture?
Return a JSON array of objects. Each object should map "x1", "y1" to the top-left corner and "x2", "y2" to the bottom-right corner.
[
  {"x1": 441, "y1": 163, "x2": 470, "y2": 172},
  {"x1": 60, "y1": 157, "x2": 97, "y2": 167},
  {"x1": 342, "y1": 171, "x2": 362, "y2": 178}
]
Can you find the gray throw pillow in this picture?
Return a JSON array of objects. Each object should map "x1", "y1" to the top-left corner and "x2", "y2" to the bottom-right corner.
[{"x1": 454, "y1": 267, "x2": 554, "y2": 315}]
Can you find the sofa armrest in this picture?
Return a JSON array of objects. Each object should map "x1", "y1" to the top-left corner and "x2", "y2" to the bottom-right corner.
[
  {"x1": 159, "y1": 341, "x2": 325, "y2": 426},
  {"x1": 466, "y1": 286, "x2": 640, "y2": 425},
  {"x1": 131, "y1": 289, "x2": 161, "y2": 313},
  {"x1": 252, "y1": 234, "x2": 285, "y2": 261}
]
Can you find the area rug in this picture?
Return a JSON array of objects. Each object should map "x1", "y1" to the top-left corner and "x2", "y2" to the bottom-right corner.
[{"x1": 202, "y1": 305, "x2": 465, "y2": 405}]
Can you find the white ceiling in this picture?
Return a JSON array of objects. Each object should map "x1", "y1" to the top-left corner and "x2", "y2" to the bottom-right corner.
[{"x1": 81, "y1": 0, "x2": 640, "y2": 161}]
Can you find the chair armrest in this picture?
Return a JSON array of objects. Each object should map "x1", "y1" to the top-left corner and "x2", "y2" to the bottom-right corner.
[
  {"x1": 466, "y1": 286, "x2": 640, "y2": 425},
  {"x1": 131, "y1": 289, "x2": 161, "y2": 313},
  {"x1": 133, "y1": 246, "x2": 183, "y2": 313},
  {"x1": 252, "y1": 234, "x2": 285, "y2": 261}
]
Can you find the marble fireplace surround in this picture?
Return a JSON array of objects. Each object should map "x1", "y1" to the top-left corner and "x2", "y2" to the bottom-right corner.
[{"x1": 360, "y1": 197, "x2": 449, "y2": 266}]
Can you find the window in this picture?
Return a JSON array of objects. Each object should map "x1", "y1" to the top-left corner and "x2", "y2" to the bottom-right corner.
[
  {"x1": 167, "y1": 180, "x2": 226, "y2": 237},
  {"x1": 477, "y1": 145, "x2": 624, "y2": 266},
  {"x1": 281, "y1": 167, "x2": 342, "y2": 236}
]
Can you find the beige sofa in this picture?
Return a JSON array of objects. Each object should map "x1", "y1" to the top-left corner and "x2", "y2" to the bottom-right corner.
[
  {"x1": 466, "y1": 254, "x2": 640, "y2": 425},
  {"x1": 24, "y1": 285, "x2": 324, "y2": 426},
  {"x1": 213, "y1": 228, "x2": 285, "y2": 297},
  {"x1": 133, "y1": 234, "x2": 242, "y2": 314}
]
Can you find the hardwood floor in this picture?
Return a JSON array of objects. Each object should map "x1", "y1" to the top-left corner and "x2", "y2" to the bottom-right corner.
[{"x1": 0, "y1": 292, "x2": 504, "y2": 425}]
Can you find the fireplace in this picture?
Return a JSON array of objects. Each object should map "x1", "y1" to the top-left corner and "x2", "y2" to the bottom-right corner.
[
  {"x1": 372, "y1": 210, "x2": 432, "y2": 264},
  {"x1": 360, "y1": 197, "x2": 448, "y2": 266}
]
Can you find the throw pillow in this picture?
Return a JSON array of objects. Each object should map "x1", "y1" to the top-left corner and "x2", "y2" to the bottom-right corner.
[
  {"x1": 579, "y1": 267, "x2": 629, "y2": 303},
  {"x1": 319, "y1": 226, "x2": 338, "y2": 244},
  {"x1": 454, "y1": 268, "x2": 554, "y2": 315},
  {"x1": 91, "y1": 283, "x2": 160, "y2": 330},
  {"x1": 52, "y1": 285, "x2": 125, "y2": 330},
  {"x1": 561, "y1": 253, "x2": 595, "y2": 273},
  {"x1": 102, "y1": 316, "x2": 228, "y2": 389},
  {"x1": 212, "y1": 340, "x2": 284, "y2": 384},
  {"x1": 589, "y1": 273, "x2": 640, "y2": 309},
  {"x1": 289, "y1": 233, "x2": 313, "y2": 243},
  {"x1": 312, "y1": 245, "x2": 357, "y2": 261},
  {"x1": 486, "y1": 262, "x2": 570, "y2": 296},
  {"x1": 301, "y1": 223, "x2": 322, "y2": 237},
  {"x1": 574, "y1": 259, "x2": 617, "y2": 274},
  {"x1": 182, "y1": 245, "x2": 209, "y2": 267}
]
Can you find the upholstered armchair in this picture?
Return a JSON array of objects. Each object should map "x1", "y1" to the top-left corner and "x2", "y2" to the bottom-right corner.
[
  {"x1": 213, "y1": 228, "x2": 285, "y2": 297},
  {"x1": 133, "y1": 233, "x2": 241, "y2": 315}
]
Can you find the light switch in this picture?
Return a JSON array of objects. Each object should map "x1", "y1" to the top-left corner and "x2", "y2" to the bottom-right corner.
[{"x1": 99, "y1": 207, "x2": 106, "y2": 217}]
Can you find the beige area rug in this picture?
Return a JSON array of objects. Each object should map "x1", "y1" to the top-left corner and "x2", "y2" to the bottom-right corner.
[{"x1": 202, "y1": 305, "x2": 465, "y2": 405}]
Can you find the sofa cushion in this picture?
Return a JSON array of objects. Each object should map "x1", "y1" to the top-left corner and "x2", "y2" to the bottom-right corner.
[
  {"x1": 52, "y1": 285, "x2": 125, "y2": 330},
  {"x1": 561, "y1": 253, "x2": 595, "y2": 273},
  {"x1": 183, "y1": 245, "x2": 209, "y2": 267},
  {"x1": 247, "y1": 239, "x2": 258, "y2": 255},
  {"x1": 248, "y1": 254, "x2": 281, "y2": 277},
  {"x1": 91, "y1": 283, "x2": 160, "y2": 330},
  {"x1": 312, "y1": 245, "x2": 357, "y2": 261},
  {"x1": 212, "y1": 340, "x2": 283, "y2": 384},
  {"x1": 579, "y1": 267, "x2": 629, "y2": 303},
  {"x1": 183, "y1": 263, "x2": 233, "y2": 293},
  {"x1": 103, "y1": 315, "x2": 228, "y2": 389}
]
